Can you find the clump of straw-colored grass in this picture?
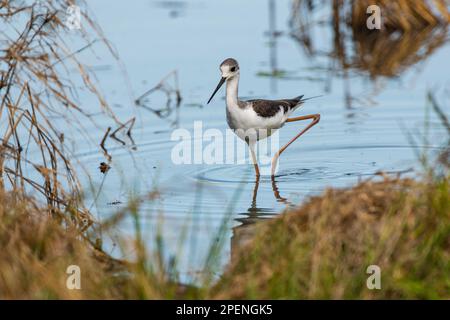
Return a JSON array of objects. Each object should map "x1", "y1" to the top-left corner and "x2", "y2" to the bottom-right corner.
[
  {"x1": 213, "y1": 173, "x2": 450, "y2": 299},
  {"x1": 0, "y1": 0, "x2": 121, "y2": 225},
  {"x1": 351, "y1": 0, "x2": 450, "y2": 32}
]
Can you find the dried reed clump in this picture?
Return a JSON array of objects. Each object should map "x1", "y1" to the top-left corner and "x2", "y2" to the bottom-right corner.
[
  {"x1": 290, "y1": 0, "x2": 450, "y2": 78},
  {"x1": 0, "y1": 0, "x2": 119, "y2": 223},
  {"x1": 350, "y1": 0, "x2": 450, "y2": 77},
  {"x1": 214, "y1": 175, "x2": 450, "y2": 299},
  {"x1": 351, "y1": 0, "x2": 450, "y2": 32}
]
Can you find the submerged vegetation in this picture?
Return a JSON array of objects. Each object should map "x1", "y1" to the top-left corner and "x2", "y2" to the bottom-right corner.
[{"x1": 0, "y1": 0, "x2": 449, "y2": 299}]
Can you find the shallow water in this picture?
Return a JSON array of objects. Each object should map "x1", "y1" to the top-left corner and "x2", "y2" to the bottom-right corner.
[{"x1": 54, "y1": 0, "x2": 449, "y2": 282}]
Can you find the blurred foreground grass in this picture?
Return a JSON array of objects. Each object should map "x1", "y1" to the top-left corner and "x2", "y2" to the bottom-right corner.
[
  {"x1": 1, "y1": 171, "x2": 448, "y2": 299},
  {"x1": 214, "y1": 173, "x2": 449, "y2": 299}
]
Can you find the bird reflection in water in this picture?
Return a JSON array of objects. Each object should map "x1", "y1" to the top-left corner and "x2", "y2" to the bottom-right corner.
[{"x1": 231, "y1": 176, "x2": 294, "y2": 260}]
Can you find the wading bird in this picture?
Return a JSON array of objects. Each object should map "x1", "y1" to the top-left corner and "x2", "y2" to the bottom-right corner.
[{"x1": 207, "y1": 58, "x2": 320, "y2": 177}]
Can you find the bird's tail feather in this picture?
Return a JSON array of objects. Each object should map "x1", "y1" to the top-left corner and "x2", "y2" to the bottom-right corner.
[{"x1": 298, "y1": 94, "x2": 323, "y2": 102}]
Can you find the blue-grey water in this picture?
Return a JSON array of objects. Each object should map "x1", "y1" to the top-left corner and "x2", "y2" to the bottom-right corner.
[{"x1": 44, "y1": 0, "x2": 449, "y2": 282}]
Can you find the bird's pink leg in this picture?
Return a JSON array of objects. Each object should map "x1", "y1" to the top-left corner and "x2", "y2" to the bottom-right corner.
[
  {"x1": 271, "y1": 114, "x2": 320, "y2": 176},
  {"x1": 249, "y1": 144, "x2": 261, "y2": 177}
]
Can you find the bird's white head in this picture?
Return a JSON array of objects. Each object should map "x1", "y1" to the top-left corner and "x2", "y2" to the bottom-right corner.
[
  {"x1": 207, "y1": 58, "x2": 239, "y2": 104},
  {"x1": 219, "y1": 58, "x2": 240, "y2": 79}
]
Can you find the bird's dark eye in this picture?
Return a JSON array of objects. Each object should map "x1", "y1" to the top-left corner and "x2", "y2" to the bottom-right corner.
[{"x1": 230, "y1": 67, "x2": 236, "y2": 72}]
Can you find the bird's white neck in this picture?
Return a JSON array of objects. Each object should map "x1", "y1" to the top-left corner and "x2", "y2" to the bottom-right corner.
[{"x1": 226, "y1": 74, "x2": 239, "y2": 107}]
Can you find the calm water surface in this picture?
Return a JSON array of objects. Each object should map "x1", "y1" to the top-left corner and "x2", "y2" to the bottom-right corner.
[{"x1": 60, "y1": 0, "x2": 449, "y2": 281}]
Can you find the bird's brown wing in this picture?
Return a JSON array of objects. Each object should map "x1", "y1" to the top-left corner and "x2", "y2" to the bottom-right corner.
[{"x1": 249, "y1": 96, "x2": 304, "y2": 118}]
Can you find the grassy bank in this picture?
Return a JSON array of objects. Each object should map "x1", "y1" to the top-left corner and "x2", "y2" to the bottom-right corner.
[
  {"x1": 0, "y1": 192, "x2": 122, "y2": 299},
  {"x1": 0, "y1": 190, "x2": 198, "y2": 299},
  {"x1": 214, "y1": 174, "x2": 450, "y2": 299},
  {"x1": 1, "y1": 172, "x2": 448, "y2": 299}
]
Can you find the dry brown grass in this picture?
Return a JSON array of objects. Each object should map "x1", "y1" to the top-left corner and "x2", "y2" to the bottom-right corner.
[
  {"x1": 0, "y1": 0, "x2": 122, "y2": 226},
  {"x1": 351, "y1": 0, "x2": 450, "y2": 32},
  {"x1": 0, "y1": 172, "x2": 448, "y2": 299},
  {"x1": 2, "y1": 173, "x2": 447, "y2": 299},
  {"x1": 0, "y1": 190, "x2": 123, "y2": 299},
  {"x1": 213, "y1": 174, "x2": 450, "y2": 299},
  {"x1": 0, "y1": 189, "x2": 199, "y2": 299}
]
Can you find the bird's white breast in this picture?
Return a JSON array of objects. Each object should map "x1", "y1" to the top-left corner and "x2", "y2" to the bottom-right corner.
[{"x1": 226, "y1": 102, "x2": 289, "y2": 141}]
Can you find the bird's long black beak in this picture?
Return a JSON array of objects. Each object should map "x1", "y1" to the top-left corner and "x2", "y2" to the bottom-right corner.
[{"x1": 207, "y1": 77, "x2": 226, "y2": 104}]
